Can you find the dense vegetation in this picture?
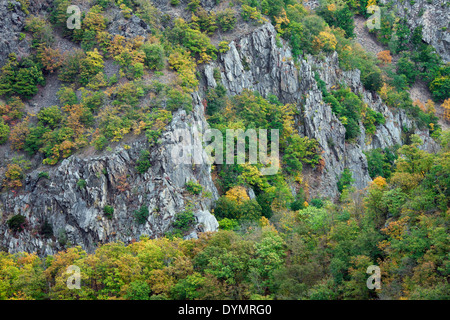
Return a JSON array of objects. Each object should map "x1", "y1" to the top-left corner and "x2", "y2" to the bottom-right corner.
[
  {"x1": 0, "y1": 0, "x2": 449, "y2": 300},
  {"x1": 0, "y1": 132, "x2": 449, "y2": 300}
]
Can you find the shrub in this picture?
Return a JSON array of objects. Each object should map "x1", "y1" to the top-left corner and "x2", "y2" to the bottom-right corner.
[
  {"x1": 37, "y1": 105, "x2": 62, "y2": 128},
  {"x1": 103, "y1": 205, "x2": 114, "y2": 219},
  {"x1": 185, "y1": 180, "x2": 203, "y2": 195},
  {"x1": 166, "y1": 88, "x2": 193, "y2": 112},
  {"x1": 283, "y1": 135, "x2": 320, "y2": 175},
  {"x1": 0, "y1": 54, "x2": 45, "y2": 99},
  {"x1": 218, "y1": 41, "x2": 230, "y2": 53},
  {"x1": 397, "y1": 55, "x2": 418, "y2": 85},
  {"x1": 430, "y1": 74, "x2": 450, "y2": 101},
  {"x1": 362, "y1": 67, "x2": 383, "y2": 92},
  {"x1": 0, "y1": 96, "x2": 25, "y2": 123},
  {"x1": 241, "y1": 5, "x2": 267, "y2": 24},
  {"x1": 7, "y1": 214, "x2": 27, "y2": 233},
  {"x1": 4, "y1": 163, "x2": 24, "y2": 189},
  {"x1": 93, "y1": 134, "x2": 108, "y2": 150},
  {"x1": 57, "y1": 87, "x2": 78, "y2": 106},
  {"x1": 168, "y1": 19, "x2": 217, "y2": 64},
  {"x1": 317, "y1": 4, "x2": 354, "y2": 37},
  {"x1": 134, "y1": 205, "x2": 150, "y2": 224},
  {"x1": 141, "y1": 42, "x2": 165, "y2": 70},
  {"x1": 290, "y1": 188, "x2": 306, "y2": 211},
  {"x1": 187, "y1": 0, "x2": 200, "y2": 12},
  {"x1": 310, "y1": 198, "x2": 324, "y2": 208},
  {"x1": 38, "y1": 171, "x2": 50, "y2": 179},
  {"x1": 59, "y1": 49, "x2": 86, "y2": 83},
  {"x1": 125, "y1": 280, "x2": 151, "y2": 300},
  {"x1": 172, "y1": 210, "x2": 195, "y2": 232},
  {"x1": 337, "y1": 168, "x2": 354, "y2": 193},
  {"x1": 9, "y1": 120, "x2": 30, "y2": 150},
  {"x1": 214, "y1": 196, "x2": 262, "y2": 221},
  {"x1": 39, "y1": 47, "x2": 64, "y2": 73},
  {"x1": 135, "y1": 150, "x2": 151, "y2": 173},
  {"x1": 192, "y1": 8, "x2": 217, "y2": 35},
  {"x1": 205, "y1": 84, "x2": 226, "y2": 115},
  {"x1": 77, "y1": 179, "x2": 87, "y2": 189},
  {"x1": 168, "y1": 49, "x2": 199, "y2": 89},
  {"x1": 40, "y1": 220, "x2": 53, "y2": 238},
  {"x1": 218, "y1": 218, "x2": 239, "y2": 230},
  {"x1": 79, "y1": 49, "x2": 104, "y2": 86}
]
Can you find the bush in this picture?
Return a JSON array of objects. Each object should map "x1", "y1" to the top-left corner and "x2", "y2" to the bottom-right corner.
[
  {"x1": 192, "y1": 8, "x2": 217, "y2": 35},
  {"x1": 397, "y1": 55, "x2": 419, "y2": 85},
  {"x1": 4, "y1": 163, "x2": 24, "y2": 189},
  {"x1": 290, "y1": 188, "x2": 306, "y2": 211},
  {"x1": 93, "y1": 134, "x2": 108, "y2": 151},
  {"x1": 59, "y1": 49, "x2": 85, "y2": 83},
  {"x1": 317, "y1": 4, "x2": 354, "y2": 38},
  {"x1": 0, "y1": 54, "x2": 45, "y2": 99},
  {"x1": 125, "y1": 280, "x2": 151, "y2": 300},
  {"x1": 205, "y1": 84, "x2": 226, "y2": 115},
  {"x1": 38, "y1": 171, "x2": 50, "y2": 179},
  {"x1": 218, "y1": 218, "x2": 239, "y2": 230},
  {"x1": 216, "y1": 9, "x2": 236, "y2": 32},
  {"x1": 214, "y1": 196, "x2": 262, "y2": 221},
  {"x1": 185, "y1": 180, "x2": 203, "y2": 195},
  {"x1": 166, "y1": 88, "x2": 193, "y2": 112},
  {"x1": 135, "y1": 150, "x2": 151, "y2": 173},
  {"x1": 134, "y1": 205, "x2": 150, "y2": 224},
  {"x1": 77, "y1": 179, "x2": 87, "y2": 189},
  {"x1": 0, "y1": 96, "x2": 25, "y2": 123},
  {"x1": 37, "y1": 106, "x2": 62, "y2": 128},
  {"x1": 103, "y1": 205, "x2": 114, "y2": 219},
  {"x1": 362, "y1": 67, "x2": 383, "y2": 92},
  {"x1": 40, "y1": 220, "x2": 53, "y2": 238},
  {"x1": 168, "y1": 49, "x2": 199, "y2": 89},
  {"x1": 310, "y1": 198, "x2": 324, "y2": 208},
  {"x1": 187, "y1": 0, "x2": 200, "y2": 12},
  {"x1": 79, "y1": 49, "x2": 104, "y2": 86},
  {"x1": 430, "y1": 73, "x2": 450, "y2": 101},
  {"x1": 7, "y1": 214, "x2": 26, "y2": 233}
]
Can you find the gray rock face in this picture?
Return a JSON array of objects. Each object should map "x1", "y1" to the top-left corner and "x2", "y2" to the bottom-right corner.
[
  {"x1": 203, "y1": 23, "x2": 438, "y2": 198},
  {"x1": 0, "y1": 97, "x2": 219, "y2": 255},
  {"x1": 380, "y1": 0, "x2": 450, "y2": 62}
]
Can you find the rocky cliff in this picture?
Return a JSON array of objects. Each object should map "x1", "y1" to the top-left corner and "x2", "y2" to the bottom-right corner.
[
  {"x1": 202, "y1": 23, "x2": 438, "y2": 198},
  {"x1": 0, "y1": 10, "x2": 439, "y2": 256},
  {"x1": 0, "y1": 96, "x2": 219, "y2": 255}
]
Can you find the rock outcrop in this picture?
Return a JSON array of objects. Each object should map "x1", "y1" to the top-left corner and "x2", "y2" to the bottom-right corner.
[
  {"x1": 202, "y1": 23, "x2": 438, "y2": 198},
  {"x1": 380, "y1": 0, "x2": 450, "y2": 62}
]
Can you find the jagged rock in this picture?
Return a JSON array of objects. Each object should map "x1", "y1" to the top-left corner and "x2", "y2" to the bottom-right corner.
[{"x1": 203, "y1": 23, "x2": 438, "y2": 198}]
